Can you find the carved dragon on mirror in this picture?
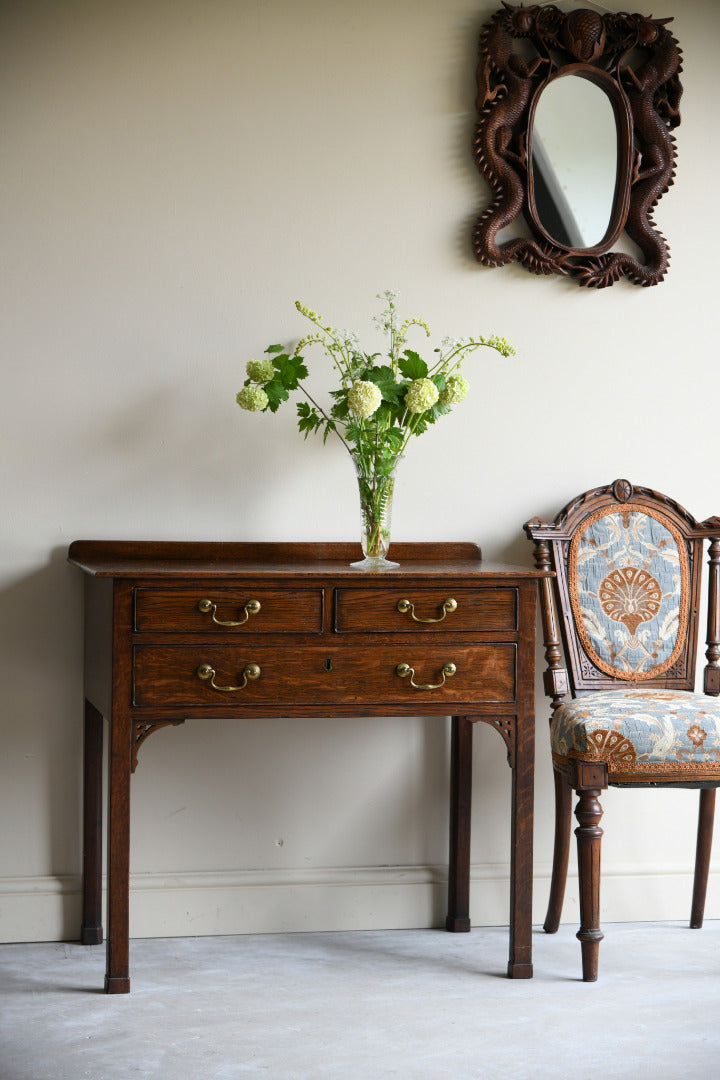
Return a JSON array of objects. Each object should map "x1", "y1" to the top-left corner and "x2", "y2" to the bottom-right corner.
[{"x1": 472, "y1": 3, "x2": 683, "y2": 287}]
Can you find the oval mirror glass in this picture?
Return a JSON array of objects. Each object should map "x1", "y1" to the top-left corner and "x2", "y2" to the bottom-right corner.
[{"x1": 531, "y1": 75, "x2": 618, "y2": 250}]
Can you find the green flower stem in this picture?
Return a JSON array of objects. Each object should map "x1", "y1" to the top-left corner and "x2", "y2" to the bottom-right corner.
[
  {"x1": 297, "y1": 382, "x2": 353, "y2": 457},
  {"x1": 294, "y1": 308, "x2": 357, "y2": 380},
  {"x1": 427, "y1": 343, "x2": 478, "y2": 377},
  {"x1": 355, "y1": 448, "x2": 398, "y2": 560},
  {"x1": 296, "y1": 334, "x2": 353, "y2": 382},
  {"x1": 426, "y1": 338, "x2": 513, "y2": 379}
]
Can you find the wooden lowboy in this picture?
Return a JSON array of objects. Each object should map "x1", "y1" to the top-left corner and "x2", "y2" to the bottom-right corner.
[{"x1": 68, "y1": 540, "x2": 545, "y2": 992}]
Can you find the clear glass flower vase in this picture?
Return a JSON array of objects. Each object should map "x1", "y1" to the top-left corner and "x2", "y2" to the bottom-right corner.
[{"x1": 350, "y1": 455, "x2": 402, "y2": 571}]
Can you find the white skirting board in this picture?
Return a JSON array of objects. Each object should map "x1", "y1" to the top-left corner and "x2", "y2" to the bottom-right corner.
[{"x1": 0, "y1": 863, "x2": 715, "y2": 943}]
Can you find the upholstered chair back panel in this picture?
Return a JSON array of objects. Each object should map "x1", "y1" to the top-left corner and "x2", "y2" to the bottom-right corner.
[{"x1": 568, "y1": 506, "x2": 689, "y2": 681}]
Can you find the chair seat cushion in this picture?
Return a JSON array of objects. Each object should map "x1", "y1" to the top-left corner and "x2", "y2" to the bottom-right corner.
[{"x1": 552, "y1": 688, "x2": 720, "y2": 781}]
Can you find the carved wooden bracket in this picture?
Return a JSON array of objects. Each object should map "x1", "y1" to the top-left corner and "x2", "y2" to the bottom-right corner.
[
  {"x1": 476, "y1": 714, "x2": 516, "y2": 768},
  {"x1": 132, "y1": 719, "x2": 185, "y2": 772}
]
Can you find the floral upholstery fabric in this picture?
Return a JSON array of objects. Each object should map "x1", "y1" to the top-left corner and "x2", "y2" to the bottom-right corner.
[
  {"x1": 568, "y1": 507, "x2": 689, "y2": 680},
  {"x1": 552, "y1": 689, "x2": 720, "y2": 777}
]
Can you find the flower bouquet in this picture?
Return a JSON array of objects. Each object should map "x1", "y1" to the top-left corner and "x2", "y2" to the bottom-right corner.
[{"x1": 237, "y1": 291, "x2": 514, "y2": 569}]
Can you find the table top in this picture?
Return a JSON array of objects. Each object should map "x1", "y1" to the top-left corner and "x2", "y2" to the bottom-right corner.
[{"x1": 68, "y1": 540, "x2": 547, "y2": 580}]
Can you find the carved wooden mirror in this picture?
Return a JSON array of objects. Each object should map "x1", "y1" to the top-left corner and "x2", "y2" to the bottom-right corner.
[{"x1": 472, "y1": 3, "x2": 682, "y2": 287}]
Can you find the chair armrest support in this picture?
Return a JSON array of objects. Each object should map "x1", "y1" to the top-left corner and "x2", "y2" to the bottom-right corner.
[
  {"x1": 529, "y1": 533, "x2": 568, "y2": 711},
  {"x1": 704, "y1": 536, "x2": 720, "y2": 696}
]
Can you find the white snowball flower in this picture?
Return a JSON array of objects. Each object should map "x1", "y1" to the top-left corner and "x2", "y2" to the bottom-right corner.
[
  {"x1": 404, "y1": 378, "x2": 439, "y2": 414},
  {"x1": 246, "y1": 358, "x2": 275, "y2": 384},
  {"x1": 348, "y1": 380, "x2": 382, "y2": 419},
  {"x1": 439, "y1": 374, "x2": 469, "y2": 405},
  {"x1": 236, "y1": 385, "x2": 269, "y2": 412}
]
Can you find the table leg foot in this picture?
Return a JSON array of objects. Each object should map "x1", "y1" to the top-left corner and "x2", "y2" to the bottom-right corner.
[
  {"x1": 445, "y1": 915, "x2": 471, "y2": 933},
  {"x1": 507, "y1": 960, "x2": 533, "y2": 979},
  {"x1": 105, "y1": 975, "x2": 131, "y2": 994},
  {"x1": 81, "y1": 926, "x2": 103, "y2": 946}
]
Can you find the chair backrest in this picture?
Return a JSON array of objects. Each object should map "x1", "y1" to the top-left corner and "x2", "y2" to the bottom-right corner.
[{"x1": 525, "y1": 479, "x2": 720, "y2": 704}]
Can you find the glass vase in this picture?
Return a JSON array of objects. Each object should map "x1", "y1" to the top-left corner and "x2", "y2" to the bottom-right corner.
[{"x1": 350, "y1": 455, "x2": 402, "y2": 571}]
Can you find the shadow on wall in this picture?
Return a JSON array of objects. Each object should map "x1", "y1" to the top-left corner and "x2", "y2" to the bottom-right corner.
[
  {"x1": 67, "y1": 377, "x2": 312, "y2": 538},
  {"x1": 493, "y1": 534, "x2": 530, "y2": 568},
  {"x1": 68, "y1": 361, "x2": 392, "y2": 584},
  {"x1": 0, "y1": 549, "x2": 84, "y2": 891}
]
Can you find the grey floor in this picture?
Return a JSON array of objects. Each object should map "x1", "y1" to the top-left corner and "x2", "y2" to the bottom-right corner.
[{"x1": 1, "y1": 922, "x2": 718, "y2": 1080}]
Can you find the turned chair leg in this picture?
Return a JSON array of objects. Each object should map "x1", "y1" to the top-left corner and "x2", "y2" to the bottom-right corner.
[
  {"x1": 691, "y1": 788, "x2": 716, "y2": 929},
  {"x1": 575, "y1": 788, "x2": 604, "y2": 982},
  {"x1": 544, "y1": 768, "x2": 572, "y2": 934}
]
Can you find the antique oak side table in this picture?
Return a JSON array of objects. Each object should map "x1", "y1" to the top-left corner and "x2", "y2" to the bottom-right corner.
[{"x1": 68, "y1": 541, "x2": 543, "y2": 993}]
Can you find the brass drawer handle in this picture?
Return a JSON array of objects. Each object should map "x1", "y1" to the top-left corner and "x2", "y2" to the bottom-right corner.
[
  {"x1": 396, "y1": 597, "x2": 457, "y2": 624},
  {"x1": 395, "y1": 661, "x2": 456, "y2": 690},
  {"x1": 198, "y1": 598, "x2": 261, "y2": 627},
  {"x1": 196, "y1": 662, "x2": 261, "y2": 692}
]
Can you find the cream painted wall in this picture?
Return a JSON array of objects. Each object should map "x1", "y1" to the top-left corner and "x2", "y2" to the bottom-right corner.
[{"x1": 1, "y1": 0, "x2": 719, "y2": 943}]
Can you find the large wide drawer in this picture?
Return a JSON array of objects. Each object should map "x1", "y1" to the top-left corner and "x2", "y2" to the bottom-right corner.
[
  {"x1": 134, "y1": 588, "x2": 324, "y2": 634},
  {"x1": 133, "y1": 644, "x2": 517, "y2": 707},
  {"x1": 334, "y1": 586, "x2": 517, "y2": 633}
]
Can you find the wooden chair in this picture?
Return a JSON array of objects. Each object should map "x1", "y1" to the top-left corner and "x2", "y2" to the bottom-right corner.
[{"x1": 524, "y1": 479, "x2": 720, "y2": 981}]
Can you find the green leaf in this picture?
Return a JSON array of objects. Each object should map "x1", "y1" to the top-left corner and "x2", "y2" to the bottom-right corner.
[
  {"x1": 398, "y1": 350, "x2": 428, "y2": 380},
  {"x1": 331, "y1": 396, "x2": 349, "y2": 421},
  {"x1": 275, "y1": 352, "x2": 309, "y2": 389},
  {"x1": 407, "y1": 415, "x2": 429, "y2": 437},
  {"x1": 322, "y1": 420, "x2": 337, "y2": 445},
  {"x1": 427, "y1": 402, "x2": 452, "y2": 424},
  {"x1": 345, "y1": 420, "x2": 365, "y2": 445},
  {"x1": 373, "y1": 404, "x2": 393, "y2": 427},
  {"x1": 383, "y1": 428, "x2": 405, "y2": 452},
  {"x1": 368, "y1": 365, "x2": 405, "y2": 403},
  {"x1": 263, "y1": 380, "x2": 289, "y2": 412},
  {"x1": 296, "y1": 401, "x2": 323, "y2": 438},
  {"x1": 265, "y1": 344, "x2": 285, "y2": 354}
]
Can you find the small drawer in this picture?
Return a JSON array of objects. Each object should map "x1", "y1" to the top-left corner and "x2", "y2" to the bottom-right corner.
[
  {"x1": 334, "y1": 587, "x2": 517, "y2": 633},
  {"x1": 134, "y1": 588, "x2": 323, "y2": 634},
  {"x1": 133, "y1": 644, "x2": 516, "y2": 707}
]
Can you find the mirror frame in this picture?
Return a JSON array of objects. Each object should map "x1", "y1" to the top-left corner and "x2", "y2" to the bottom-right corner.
[
  {"x1": 472, "y1": 4, "x2": 683, "y2": 288},
  {"x1": 526, "y1": 66, "x2": 632, "y2": 253}
]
